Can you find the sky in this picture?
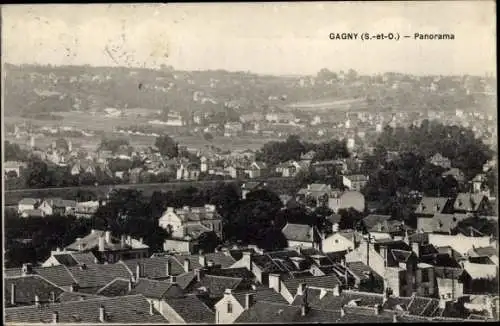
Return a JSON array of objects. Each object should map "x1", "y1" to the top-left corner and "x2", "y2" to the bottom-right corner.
[{"x1": 2, "y1": 2, "x2": 496, "y2": 76}]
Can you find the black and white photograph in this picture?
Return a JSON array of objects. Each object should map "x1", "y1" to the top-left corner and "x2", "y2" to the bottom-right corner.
[{"x1": 1, "y1": 2, "x2": 498, "y2": 324}]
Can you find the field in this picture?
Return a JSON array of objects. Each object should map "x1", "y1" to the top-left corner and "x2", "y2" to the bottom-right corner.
[
  {"x1": 4, "y1": 112, "x2": 281, "y2": 152},
  {"x1": 3, "y1": 177, "x2": 299, "y2": 206}
]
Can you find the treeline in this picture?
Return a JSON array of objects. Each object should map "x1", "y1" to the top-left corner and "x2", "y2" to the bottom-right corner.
[{"x1": 255, "y1": 135, "x2": 350, "y2": 165}]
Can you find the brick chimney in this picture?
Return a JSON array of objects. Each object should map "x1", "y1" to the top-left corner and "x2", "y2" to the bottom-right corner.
[
  {"x1": 35, "y1": 295, "x2": 40, "y2": 307},
  {"x1": 10, "y1": 283, "x2": 16, "y2": 305},
  {"x1": 242, "y1": 252, "x2": 253, "y2": 271},
  {"x1": 98, "y1": 236, "x2": 105, "y2": 252},
  {"x1": 121, "y1": 235, "x2": 126, "y2": 247},
  {"x1": 135, "y1": 263, "x2": 142, "y2": 282},
  {"x1": 374, "y1": 304, "x2": 382, "y2": 315},
  {"x1": 268, "y1": 274, "x2": 281, "y2": 292},
  {"x1": 412, "y1": 242, "x2": 420, "y2": 257},
  {"x1": 195, "y1": 268, "x2": 204, "y2": 282},
  {"x1": 70, "y1": 283, "x2": 78, "y2": 292},
  {"x1": 297, "y1": 283, "x2": 306, "y2": 296},
  {"x1": 52, "y1": 311, "x2": 59, "y2": 324},
  {"x1": 149, "y1": 300, "x2": 155, "y2": 316},
  {"x1": 105, "y1": 231, "x2": 111, "y2": 243},
  {"x1": 166, "y1": 260, "x2": 172, "y2": 276},
  {"x1": 183, "y1": 259, "x2": 191, "y2": 272},
  {"x1": 199, "y1": 255, "x2": 207, "y2": 267},
  {"x1": 22, "y1": 263, "x2": 33, "y2": 276},
  {"x1": 245, "y1": 293, "x2": 254, "y2": 310},
  {"x1": 99, "y1": 305, "x2": 106, "y2": 322},
  {"x1": 50, "y1": 291, "x2": 56, "y2": 303}
]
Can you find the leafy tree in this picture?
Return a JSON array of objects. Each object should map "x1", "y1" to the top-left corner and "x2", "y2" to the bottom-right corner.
[
  {"x1": 5, "y1": 141, "x2": 28, "y2": 161},
  {"x1": 99, "y1": 137, "x2": 130, "y2": 154},
  {"x1": 155, "y1": 134, "x2": 179, "y2": 158},
  {"x1": 196, "y1": 231, "x2": 220, "y2": 253},
  {"x1": 203, "y1": 132, "x2": 214, "y2": 141},
  {"x1": 338, "y1": 208, "x2": 365, "y2": 231},
  {"x1": 25, "y1": 158, "x2": 51, "y2": 188}
]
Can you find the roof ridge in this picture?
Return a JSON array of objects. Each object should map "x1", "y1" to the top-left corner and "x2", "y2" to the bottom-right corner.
[{"x1": 96, "y1": 277, "x2": 130, "y2": 294}]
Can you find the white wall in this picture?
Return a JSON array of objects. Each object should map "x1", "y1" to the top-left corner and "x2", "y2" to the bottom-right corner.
[{"x1": 322, "y1": 233, "x2": 354, "y2": 253}]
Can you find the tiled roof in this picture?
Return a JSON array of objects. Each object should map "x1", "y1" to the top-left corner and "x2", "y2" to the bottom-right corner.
[
  {"x1": 53, "y1": 254, "x2": 78, "y2": 266},
  {"x1": 382, "y1": 296, "x2": 412, "y2": 311},
  {"x1": 57, "y1": 291, "x2": 103, "y2": 303},
  {"x1": 175, "y1": 252, "x2": 236, "y2": 270},
  {"x1": 421, "y1": 253, "x2": 462, "y2": 268},
  {"x1": 5, "y1": 275, "x2": 65, "y2": 307},
  {"x1": 362, "y1": 214, "x2": 392, "y2": 229},
  {"x1": 5, "y1": 294, "x2": 168, "y2": 323},
  {"x1": 235, "y1": 301, "x2": 302, "y2": 323},
  {"x1": 346, "y1": 261, "x2": 382, "y2": 281},
  {"x1": 130, "y1": 278, "x2": 184, "y2": 300},
  {"x1": 196, "y1": 275, "x2": 243, "y2": 297},
  {"x1": 282, "y1": 223, "x2": 314, "y2": 243},
  {"x1": 283, "y1": 275, "x2": 341, "y2": 296},
  {"x1": 65, "y1": 229, "x2": 148, "y2": 252},
  {"x1": 175, "y1": 271, "x2": 197, "y2": 290},
  {"x1": 415, "y1": 197, "x2": 451, "y2": 215},
  {"x1": 454, "y1": 193, "x2": 486, "y2": 211},
  {"x1": 469, "y1": 246, "x2": 498, "y2": 257},
  {"x1": 232, "y1": 287, "x2": 289, "y2": 306},
  {"x1": 96, "y1": 278, "x2": 130, "y2": 297},
  {"x1": 163, "y1": 294, "x2": 215, "y2": 323},
  {"x1": 120, "y1": 256, "x2": 184, "y2": 278},
  {"x1": 408, "y1": 296, "x2": 438, "y2": 316},
  {"x1": 71, "y1": 252, "x2": 99, "y2": 265},
  {"x1": 67, "y1": 263, "x2": 132, "y2": 290},
  {"x1": 33, "y1": 265, "x2": 77, "y2": 288}
]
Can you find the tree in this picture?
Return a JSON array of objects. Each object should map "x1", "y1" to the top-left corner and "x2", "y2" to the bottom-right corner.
[
  {"x1": 5, "y1": 141, "x2": 28, "y2": 161},
  {"x1": 25, "y1": 158, "x2": 51, "y2": 188},
  {"x1": 203, "y1": 132, "x2": 214, "y2": 142},
  {"x1": 196, "y1": 231, "x2": 220, "y2": 253},
  {"x1": 155, "y1": 135, "x2": 178, "y2": 158},
  {"x1": 338, "y1": 208, "x2": 365, "y2": 231},
  {"x1": 99, "y1": 137, "x2": 130, "y2": 154}
]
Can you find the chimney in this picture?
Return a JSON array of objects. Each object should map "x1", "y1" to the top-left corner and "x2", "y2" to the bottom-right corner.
[
  {"x1": 139, "y1": 237, "x2": 144, "y2": 244},
  {"x1": 127, "y1": 235, "x2": 132, "y2": 245},
  {"x1": 98, "y1": 236, "x2": 105, "y2": 251},
  {"x1": 10, "y1": 283, "x2": 16, "y2": 305},
  {"x1": 374, "y1": 304, "x2": 382, "y2": 315},
  {"x1": 56, "y1": 247, "x2": 61, "y2": 252},
  {"x1": 121, "y1": 235, "x2": 126, "y2": 247},
  {"x1": 195, "y1": 269, "x2": 204, "y2": 282},
  {"x1": 50, "y1": 291, "x2": 56, "y2": 303},
  {"x1": 149, "y1": 300, "x2": 155, "y2": 316},
  {"x1": 242, "y1": 252, "x2": 253, "y2": 271},
  {"x1": 99, "y1": 305, "x2": 106, "y2": 322},
  {"x1": 301, "y1": 304, "x2": 308, "y2": 317},
  {"x1": 268, "y1": 273, "x2": 281, "y2": 292},
  {"x1": 166, "y1": 261, "x2": 172, "y2": 276},
  {"x1": 199, "y1": 255, "x2": 207, "y2": 267},
  {"x1": 136, "y1": 263, "x2": 141, "y2": 280},
  {"x1": 105, "y1": 231, "x2": 111, "y2": 243},
  {"x1": 224, "y1": 289, "x2": 232, "y2": 296},
  {"x1": 245, "y1": 293, "x2": 254, "y2": 310},
  {"x1": 392, "y1": 314, "x2": 398, "y2": 323},
  {"x1": 22, "y1": 263, "x2": 33, "y2": 276},
  {"x1": 52, "y1": 311, "x2": 59, "y2": 324},
  {"x1": 207, "y1": 260, "x2": 214, "y2": 268},
  {"x1": 340, "y1": 307, "x2": 345, "y2": 317},
  {"x1": 183, "y1": 259, "x2": 191, "y2": 272},
  {"x1": 412, "y1": 242, "x2": 420, "y2": 257},
  {"x1": 70, "y1": 283, "x2": 78, "y2": 292},
  {"x1": 128, "y1": 279, "x2": 133, "y2": 292},
  {"x1": 94, "y1": 257, "x2": 99, "y2": 264},
  {"x1": 297, "y1": 283, "x2": 306, "y2": 296},
  {"x1": 35, "y1": 295, "x2": 40, "y2": 307}
]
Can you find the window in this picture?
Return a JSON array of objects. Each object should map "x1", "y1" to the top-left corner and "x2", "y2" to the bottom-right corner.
[
  {"x1": 335, "y1": 239, "x2": 339, "y2": 244},
  {"x1": 422, "y1": 270, "x2": 429, "y2": 283},
  {"x1": 227, "y1": 302, "x2": 232, "y2": 313}
]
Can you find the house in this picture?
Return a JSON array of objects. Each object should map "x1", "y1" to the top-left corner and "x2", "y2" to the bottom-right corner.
[
  {"x1": 471, "y1": 174, "x2": 487, "y2": 193},
  {"x1": 265, "y1": 112, "x2": 295, "y2": 123},
  {"x1": 433, "y1": 266, "x2": 468, "y2": 300},
  {"x1": 65, "y1": 230, "x2": 149, "y2": 263},
  {"x1": 281, "y1": 223, "x2": 321, "y2": 250},
  {"x1": 38, "y1": 198, "x2": 78, "y2": 216},
  {"x1": 311, "y1": 160, "x2": 347, "y2": 175},
  {"x1": 65, "y1": 263, "x2": 134, "y2": 293},
  {"x1": 158, "y1": 205, "x2": 223, "y2": 239},
  {"x1": 322, "y1": 232, "x2": 359, "y2": 254},
  {"x1": 4, "y1": 161, "x2": 26, "y2": 178},
  {"x1": 342, "y1": 174, "x2": 369, "y2": 191},
  {"x1": 160, "y1": 293, "x2": 215, "y2": 323},
  {"x1": 42, "y1": 248, "x2": 98, "y2": 267},
  {"x1": 346, "y1": 238, "x2": 433, "y2": 298},
  {"x1": 244, "y1": 161, "x2": 268, "y2": 179},
  {"x1": 176, "y1": 163, "x2": 201, "y2": 181},
  {"x1": 272, "y1": 274, "x2": 342, "y2": 304},
  {"x1": 345, "y1": 261, "x2": 385, "y2": 293},
  {"x1": 225, "y1": 165, "x2": 245, "y2": 179},
  {"x1": 416, "y1": 213, "x2": 469, "y2": 234},
  {"x1": 5, "y1": 294, "x2": 168, "y2": 323},
  {"x1": 241, "y1": 181, "x2": 267, "y2": 199},
  {"x1": 239, "y1": 112, "x2": 265, "y2": 124},
  {"x1": 5, "y1": 275, "x2": 65, "y2": 307},
  {"x1": 427, "y1": 233, "x2": 492, "y2": 257},
  {"x1": 442, "y1": 168, "x2": 466, "y2": 185},
  {"x1": 453, "y1": 193, "x2": 490, "y2": 215},
  {"x1": 75, "y1": 201, "x2": 100, "y2": 218},
  {"x1": 467, "y1": 246, "x2": 498, "y2": 265},
  {"x1": 327, "y1": 191, "x2": 365, "y2": 214},
  {"x1": 275, "y1": 160, "x2": 301, "y2": 177},
  {"x1": 224, "y1": 122, "x2": 244, "y2": 137},
  {"x1": 429, "y1": 153, "x2": 452, "y2": 169},
  {"x1": 17, "y1": 198, "x2": 40, "y2": 214},
  {"x1": 414, "y1": 197, "x2": 454, "y2": 216},
  {"x1": 300, "y1": 150, "x2": 316, "y2": 163},
  {"x1": 214, "y1": 287, "x2": 288, "y2": 324}
]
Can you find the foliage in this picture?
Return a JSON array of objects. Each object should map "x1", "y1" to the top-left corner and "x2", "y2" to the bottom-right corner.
[
  {"x1": 5, "y1": 141, "x2": 29, "y2": 161},
  {"x1": 196, "y1": 231, "x2": 220, "y2": 253},
  {"x1": 338, "y1": 208, "x2": 366, "y2": 231},
  {"x1": 203, "y1": 132, "x2": 214, "y2": 141},
  {"x1": 155, "y1": 134, "x2": 179, "y2": 158},
  {"x1": 99, "y1": 137, "x2": 130, "y2": 154}
]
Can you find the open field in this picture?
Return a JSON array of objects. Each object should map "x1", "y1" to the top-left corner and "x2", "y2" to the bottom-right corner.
[{"x1": 4, "y1": 177, "x2": 298, "y2": 206}]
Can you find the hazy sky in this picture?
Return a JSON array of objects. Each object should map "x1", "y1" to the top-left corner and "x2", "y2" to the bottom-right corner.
[{"x1": 2, "y1": 2, "x2": 496, "y2": 76}]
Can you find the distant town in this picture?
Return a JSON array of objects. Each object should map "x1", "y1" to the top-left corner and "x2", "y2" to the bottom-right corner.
[{"x1": 3, "y1": 63, "x2": 498, "y2": 324}]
